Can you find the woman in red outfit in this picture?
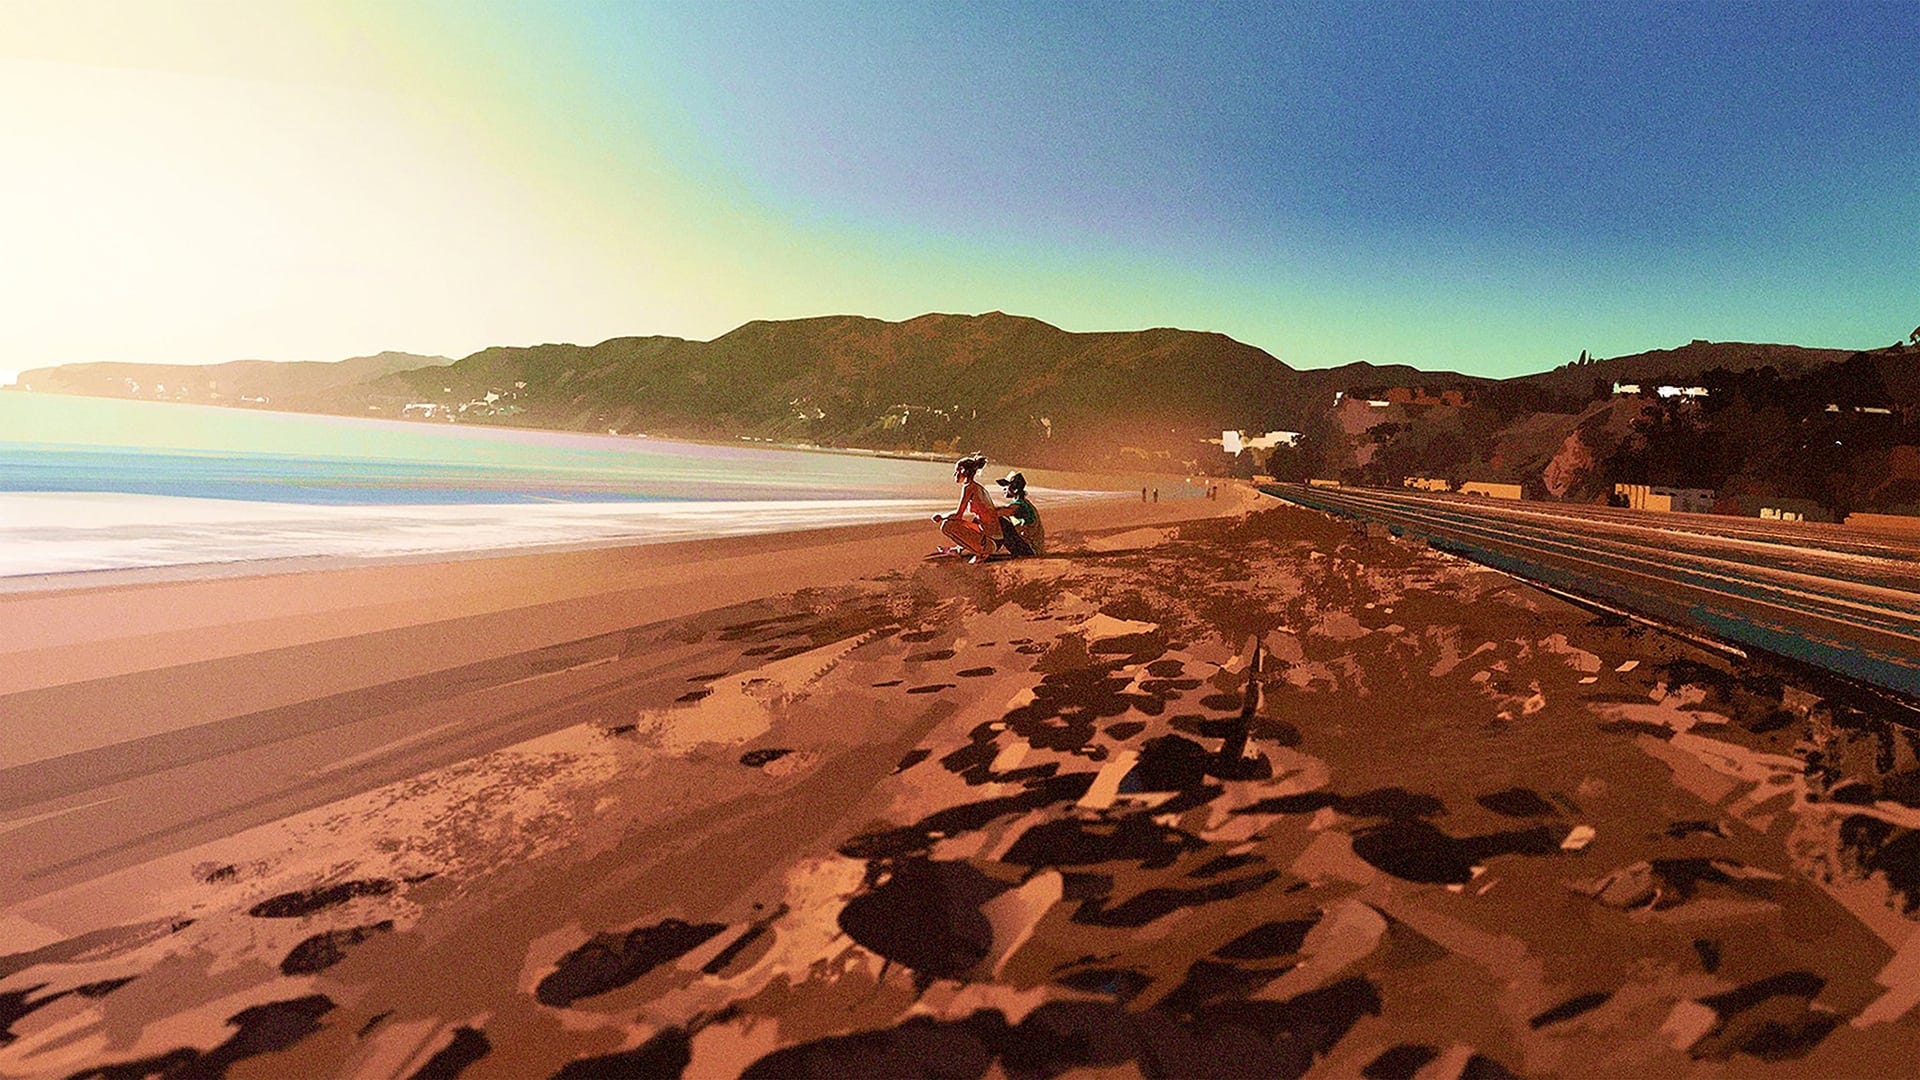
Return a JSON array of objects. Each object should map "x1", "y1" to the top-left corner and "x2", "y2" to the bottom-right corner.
[{"x1": 932, "y1": 453, "x2": 998, "y2": 560}]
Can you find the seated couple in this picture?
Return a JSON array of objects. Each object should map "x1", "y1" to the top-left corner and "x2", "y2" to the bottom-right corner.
[{"x1": 932, "y1": 454, "x2": 1045, "y2": 562}]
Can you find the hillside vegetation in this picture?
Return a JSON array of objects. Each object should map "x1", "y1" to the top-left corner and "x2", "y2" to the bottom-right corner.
[
  {"x1": 1286, "y1": 341, "x2": 1920, "y2": 518},
  {"x1": 330, "y1": 313, "x2": 1486, "y2": 472}
]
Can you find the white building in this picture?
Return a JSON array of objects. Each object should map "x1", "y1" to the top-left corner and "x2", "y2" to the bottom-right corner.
[{"x1": 1220, "y1": 430, "x2": 1302, "y2": 455}]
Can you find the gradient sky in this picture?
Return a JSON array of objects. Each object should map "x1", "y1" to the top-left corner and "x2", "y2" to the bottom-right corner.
[{"x1": 2, "y1": 0, "x2": 1915, "y2": 378}]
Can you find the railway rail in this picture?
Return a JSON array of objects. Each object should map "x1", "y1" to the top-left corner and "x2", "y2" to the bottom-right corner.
[{"x1": 1261, "y1": 484, "x2": 1920, "y2": 701}]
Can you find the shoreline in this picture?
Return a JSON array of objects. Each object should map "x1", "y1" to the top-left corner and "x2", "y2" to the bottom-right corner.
[
  {"x1": 0, "y1": 486, "x2": 1207, "y2": 600},
  {"x1": 2, "y1": 390, "x2": 1223, "y2": 584},
  {"x1": 0, "y1": 487, "x2": 1256, "y2": 750},
  {"x1": 0, "y1": 493, "x2": 1067, "y2": 591},
  {"x1": 1, "y1": 386, "x2": 1215, "y2": 490}
]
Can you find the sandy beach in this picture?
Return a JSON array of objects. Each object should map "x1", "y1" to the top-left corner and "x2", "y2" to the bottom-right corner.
[{"x1": 6, "y1": 487, "x2": 1920, "y2": 1078}]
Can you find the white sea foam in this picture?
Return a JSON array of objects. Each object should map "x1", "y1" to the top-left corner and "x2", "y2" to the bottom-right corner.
[
  {"x1": 0, "y1": 489, "x2": 1106, "y2": 578},
  {"x1": 0, "y1": 493, "x2": 953, "y2": 577},
  {"x1": 0, "y1": 398, "x2": 1127, "y2": 578}
]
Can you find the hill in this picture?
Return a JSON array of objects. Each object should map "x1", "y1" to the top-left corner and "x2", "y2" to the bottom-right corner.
[
  {"x1": 319, "y1": 315, "x2": 1304, "y2": 469},
  {"x1": 1311, "y1": 339, "x2": 1920, "y2": 516},
  {"x1": 13, "y1": 351, "x2": 452, "y2": 409},
  {"x1": 320, "y1": 314, "x2": 1493, "y2": 471},
  {"x1": 1517, "y1": 339, "x2": 1857, "y2": 397}
]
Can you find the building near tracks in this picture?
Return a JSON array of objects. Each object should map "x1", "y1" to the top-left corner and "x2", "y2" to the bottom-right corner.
[
  {"x1": 1460, "y1": 481, "x2": 1523, "y2": 500},
  {"x1": 1403, "y1": 477, "x2": 1451, "y2": 492},
  {"x1": 1616, "y1": 484, "x2": 1672, "y2": 512},
  {"x1": 1659, "y1": 487, "x2": 1716, "y2": 513},
  {"x1": 1614, "y1": 483, "x2": 1715, "y2": 514},
  {"x1": 1308, "y1": 478, "x2": 1342, "y2": 488},
  {"x1": 1716, "y1": 495, "x2": 1832, "y2": 523}
]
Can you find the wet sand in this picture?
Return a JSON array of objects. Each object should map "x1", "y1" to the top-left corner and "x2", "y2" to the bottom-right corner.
[
  {"x1": 0, "y1": 493, "x2": 1236, "y2": 902},
  {"x1": 6, "y1": 490, "x2": 1920, "y2": 1078}
]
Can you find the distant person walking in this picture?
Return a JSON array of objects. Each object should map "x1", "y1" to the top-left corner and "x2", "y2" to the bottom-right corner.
[
  {"x1": 994, "y1": 471, "x2": 1043, "y2": 556},
  {"x1": 933, "y1": 453, "x2": 999, "y2": 561}
]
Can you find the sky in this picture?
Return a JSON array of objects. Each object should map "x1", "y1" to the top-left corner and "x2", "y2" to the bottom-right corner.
[{"x1": 1, "y1": 0, "x2": 1915, "y2": 379}]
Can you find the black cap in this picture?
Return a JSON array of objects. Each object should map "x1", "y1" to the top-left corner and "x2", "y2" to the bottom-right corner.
[{"x1": 994, "y1": 471, "x2": 1026, "y2": 490}]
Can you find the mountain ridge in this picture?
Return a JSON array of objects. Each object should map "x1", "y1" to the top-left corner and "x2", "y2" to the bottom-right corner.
[{"x1": 13, "y1": 351, "x2": 452, "y2": 409}]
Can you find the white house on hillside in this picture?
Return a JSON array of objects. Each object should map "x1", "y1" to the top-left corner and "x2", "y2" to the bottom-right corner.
[{"x1": 1219, "y1": 429, "x2": 1303, "y2": 455}]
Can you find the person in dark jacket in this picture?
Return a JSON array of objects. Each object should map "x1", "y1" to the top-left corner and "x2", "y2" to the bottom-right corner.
[{"x1": 993, "y1": 471, "x2": 1043, "y2": 556}]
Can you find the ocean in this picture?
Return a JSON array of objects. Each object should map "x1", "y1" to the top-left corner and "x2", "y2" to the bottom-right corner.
[{"x1": 0, "y1": 394, "x2": 1098, "y2": 578}]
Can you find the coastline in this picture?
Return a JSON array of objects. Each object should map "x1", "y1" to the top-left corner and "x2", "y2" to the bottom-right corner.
[
  {"x1": 0, "y1": 493, "x2": 966, "y2": 584},
  {"x1": 0, "y1": 387, "x2": 1211, "y2": 495},
  {"x1": 1, "y1": 390, "x2": 1220, "y2": 581},
  {"x1": 0, "y1": 488, "x2": 1252, "y2": 752}
]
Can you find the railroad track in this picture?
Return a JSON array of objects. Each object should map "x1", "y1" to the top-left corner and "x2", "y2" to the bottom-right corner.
[{"x1": 1260, "y1": 484, "x2": 1920, "y2": 701}]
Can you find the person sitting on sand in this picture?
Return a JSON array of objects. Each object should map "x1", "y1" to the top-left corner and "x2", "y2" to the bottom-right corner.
[
  {"x1": 994, "y1": 471, "x2": 1043, "y2": 556},
  {"x1": 932, "y1": 454, "x2": 999, "y2": 560}
]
